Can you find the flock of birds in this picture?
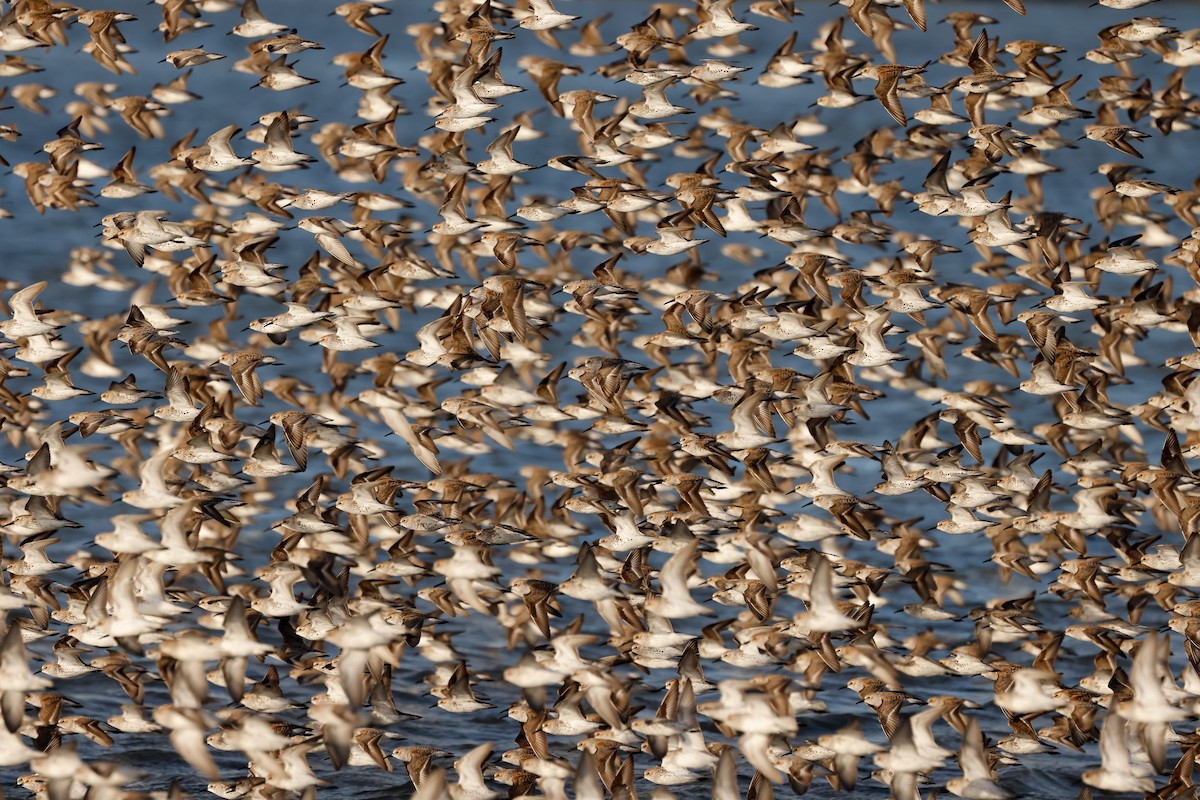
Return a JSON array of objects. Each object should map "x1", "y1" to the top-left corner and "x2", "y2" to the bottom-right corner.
[{"x1": 1, "y1": 0, "x2": 1200, "y2": 798}]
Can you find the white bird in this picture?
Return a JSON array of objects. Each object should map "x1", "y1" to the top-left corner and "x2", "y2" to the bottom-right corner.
[
  {"x1": 183, "y1": 124, "x2": 255, "y2": 171},
  {"x1": 817, "y1": 720, "x2": 883, "y2": 791},
  {"x1": 0, "y1": 282, "x2": 59, "y2": 339},
  {"x1": 691, "y1": 0, "x2": 758, "y2": 38},
  {"x1": 438, "y1": 64, "x2": 499, "y2": 122},
  {"x1": 1118, "y1": 632, "x2": 1185, "y2": 772},
  {"x1": 121, "y1": 445, "x2": 185, "y2": 509},
  {"x1": 250, "y1": 111, "x2": 314, "y2": 170},
  {"x1": 252, "y1": 562, "x2": 310, "y2": 617},
  {"x1": 629, "y1": 78, "x2": 692, "y2": 120},
  {"x1": 258, "y1": 55, "x2": 318, "y2": 92},
  {"x1": 996, "y1": 669, "x2": 1067, "y2": 716},
  {"x1": 0, "y1": 623, "x2": 51, "y2": 731},
  {"x1": 102, "y1": 556, "x2": 170, "y2": 650},
  {"x1": 231, "y1": 0, "x2": 288, "y2": 38},
  {"x1": 946, "y1": 718, "x2": 1012, "y2": 799},
  {"x1": 516, "y1": 0, "x2": 580, "y2": 31},
  {"x1": 318, "y1": 315, "x2": 381, "y2": 352},
  {"x1": 1093, "y1": 234, "x2": 1158, "y2": 275},
  {"x1": 254, "y1": 737, "x2": 326, "y2": 791},
  {"x1": 645, "y1": 539, "x2": 712, "y2": 619},
  {"x1": 297, "y1": 217, "x2": 362, "y2": 268},
  {"x1": 450, "y1": 741, "x2": 498, "y2": 800},
  {"x1": 1082, "y1": 709, "x2": 1155, "y2": 794},
  {"x1": 152, "y1": 365, "x2": 200, "y2": 422},
  {"x1": 787, "y1": 553, "x2": 859, "y2": 634},
  {"x1": 875, "y1": 716, "x2": 946, "y2": 800}
]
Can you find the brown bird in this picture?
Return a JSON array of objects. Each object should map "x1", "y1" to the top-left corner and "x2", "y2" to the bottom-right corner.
[
  {"x1": 75, "y1": 10, "x2": 137, "y2": 75},
  {"x1": 856, "y1": 62, "x2": 928, "y2": 126},
  {"x1": 216, "y1": 351, "x2": 282, "y2": 406}
]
